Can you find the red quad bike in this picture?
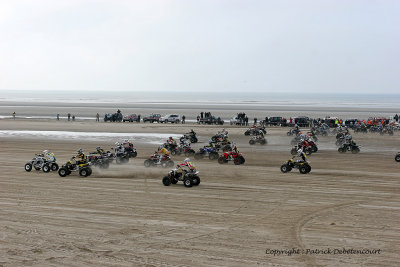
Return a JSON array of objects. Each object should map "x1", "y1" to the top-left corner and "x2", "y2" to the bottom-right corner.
[
  {"x1": 291, "y1": 142, "x2": 314, "y2": 156},
  {"x1": 218, "y1": 151, "x2": 245, "y2": 165},
  {"x1": 144, "y1": 154, "x2": 174, "y2": 168}
]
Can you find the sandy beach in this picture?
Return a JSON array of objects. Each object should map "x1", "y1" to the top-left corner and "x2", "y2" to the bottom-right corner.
[{"x1": 0, "y1": 118, "x2": 399, "y2": 266}]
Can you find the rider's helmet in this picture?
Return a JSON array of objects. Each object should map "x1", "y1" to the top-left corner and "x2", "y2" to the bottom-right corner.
[
  {"x1": 43, "y1": 150, "x2": 49, "y2": 154},
  {"x1": 297, "y1": 148, "x2": 303, "y2": 154},
  {"x1": 184, "y1": 158, "x2": 190, "y2": 163},
  {"x1": 77, "y1": 148, "x2": 83, "y2": 154}
]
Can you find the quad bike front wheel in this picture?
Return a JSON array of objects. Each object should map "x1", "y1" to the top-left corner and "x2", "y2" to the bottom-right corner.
[
  {"x1": 191, "y1": 176, "x2": 200, "y2": 186},
  {"x1": 351, "y1": 147, "x2": 360, "y2": 154},
  {"x1": 233, "y1": 158, "x2": 241, "y2": 165},
  {"x1": 395, "y1": 155, "x2": 400, "y2": 162},
  {"x1": 338, "y1": 147, "x2": 345, "y2": 153},
  {"x1": 51, "y1": 163, "x2": 59, "y2": 171},
  {"x1": 79, "y1": 167, "x2": 91, "y2": 177},
  {"x1": 299, "y1": 166, "x2": 309, "y2": 174},
  {"x1": 167, "y1": 160, "x2": 174, "y2": 167},
  {"x1": 162, "y1": 176, "x2": 171, "y2": 186},
  {"x1": 209, "y1": 152, "x2": 218, "y2": 160},
  {"x1": 194, "y1": 153, "x2": 203, "y2": 160},
  {"x1": 218, "y1": 157, "x2": 226, "y2": 164},
  {"x1": 260, "y1": 139, "x2": 266, "y2": 145},
  {"x1": 183, "y1": 177, "x2": 193, "y2": 187},
  {"x1": 25, "y1": 163, "x2": 32, "y2": 172},
  {"x1": 249, "y1": 139, "x2": 255, "y2": 145},
  {"x1": 42, "y1": 163, "x2": 51, "y2": 173},
  {"x1": 144, "y1": 160, "x2": 152, "y2": 167}
]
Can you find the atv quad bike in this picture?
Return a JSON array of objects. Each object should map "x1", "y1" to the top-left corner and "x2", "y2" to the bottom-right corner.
[
  {"x1": 162, "y1": 168, "x2": 200, "y2": 188},
  {"x1": 280, "y1": 158, "x2": 311, "y2": 174}
]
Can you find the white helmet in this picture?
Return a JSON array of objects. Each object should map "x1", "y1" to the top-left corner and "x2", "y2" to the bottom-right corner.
[
  {"x1": 297, "y1": 148, "x2": 303, "y2": 154},
  {"x1": 43, "y1": 150, "x2": 49, "y2": 153},
  {"x1": 184, "y1": 158, "x2": 190, "y2": 162}
]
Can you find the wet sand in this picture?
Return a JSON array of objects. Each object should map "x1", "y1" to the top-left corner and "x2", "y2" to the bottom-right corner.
[{"x1": 0, "y1": 119, "x2": 399, "y2": 266}]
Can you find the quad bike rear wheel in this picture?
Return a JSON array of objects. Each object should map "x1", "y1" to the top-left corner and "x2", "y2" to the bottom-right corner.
[
  {"x1": 351, "y1": 147, "x2": 360, "y2": 154},
  {"x1": 239, "y1": 156, "x2": 245, "y2": 164},
  {"x1": 395, "y1": 155, "x2": 400, "y2": 162},
  {"x1": 260, "y1": 139, "x2": 266, "y2": 145},
  {"x1": 25, "y1": 163, "x2": 32, "y2": 172},
  {"x1": 58, "y1": 167, "x2": 68, "y2": 177},
  {"x1": 233, "y1": 158, "x2": 241, "y2": 165},
  {"x1": 162, "y1": 176, "x2": 171, "y2": 186},
  {"x1": 338, "y1": 147, "x2": 345, "y2": 153},
  {"x1": 167, "y1": 160, "x2": 174, "y2": 167},
  {"x1": 161, "y1": 162, "x2": 168, "y2": 168},
  {"x1": 280, "y1": 164, "x2": 291, "y2": 173},
  {"x1": 249, "y1": 139, "x2": 255, "y2": 145}
]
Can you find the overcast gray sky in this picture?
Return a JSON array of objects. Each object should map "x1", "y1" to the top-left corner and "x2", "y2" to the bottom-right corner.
[{"x1": 0, "y1": 0, "x2": 399, "y2": 93}]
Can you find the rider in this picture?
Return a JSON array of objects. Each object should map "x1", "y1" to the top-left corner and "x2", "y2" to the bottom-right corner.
[
  {"x1": 177, "y1": 158, "x2": 196, "y2": 173},
  {"x1": 155, "y1": 145, "x2": 170, "y2": 163},
  {"x1": 75, "y1": 148, "x2": 87, "y2": 164},
  {"x1": 292, "y1": 148, "x2": 307, "y2": 163},
  {"x1": 42, "y1": 150, "x2": 56, "y2": 162}
]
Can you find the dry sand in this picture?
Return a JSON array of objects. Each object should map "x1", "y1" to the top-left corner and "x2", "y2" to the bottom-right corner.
[{"x1": 0, "y1": 119, "x2": 399, "y2": 266}]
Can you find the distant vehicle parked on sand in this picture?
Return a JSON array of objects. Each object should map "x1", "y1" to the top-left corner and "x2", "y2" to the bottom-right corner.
[
  {"x1": 160, "y1": 114, "x2": 180, "y2": 123},
  {"x1": 123, "y1": 114, "x2": 140, "y2": 122},
  {"x1": 143, "y1": 114, "x2": 161, "y2": 123}
]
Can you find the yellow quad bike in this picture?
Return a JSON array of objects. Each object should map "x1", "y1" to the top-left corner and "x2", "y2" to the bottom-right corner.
[
  {"x1": 280, "y1": 159, "x2": 311, "y2": 174},
  {"x1": 58, "y1": 157, "x2": 92, "y2": 177}
]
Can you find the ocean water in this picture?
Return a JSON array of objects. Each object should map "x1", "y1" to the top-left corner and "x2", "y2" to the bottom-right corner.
[{"x1": 1, "y1": 90, "x2": 400, "y2": 108}]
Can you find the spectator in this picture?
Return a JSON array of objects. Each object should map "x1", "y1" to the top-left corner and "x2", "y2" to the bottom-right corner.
[
  {"x1": 290, "y1": 117, "x2": 293, "y2": 124},
  {"x1": 68, "y1": 113, "x2": 71, "y2": 121},
  {"x1": 197, "y1": 115, "x2": 200, "y2": 124},
  {"x1": 245, "y1": 116, "x2": 249, "y2": 126},
  {"x1": 182, "y1": 115, "x2": 186, "y2": 124},
  {"x1": 137, "y1": 114, "x2": 141, "y2": 123},
  {"x1": 200, "y1": 112, "x2": 204, "y2": 119},
  {"x1": 254, "y1": 117, "x2": 257, "y2": 125},
  {"x1": 72, "y1": 115, "x2": 75, "y2": 121},
  {"x1": 12, "y1": 112, "x2": 16, "y2": 120},
  {"x1": 395, "y1": 114, "x2": 399, "y2": 122},
  {"x1": 96, "y1": 113, "x2": 100, "y2": 122},
  {"x1": 57, "y1": 114, "x2": 60, "y2": 120}
]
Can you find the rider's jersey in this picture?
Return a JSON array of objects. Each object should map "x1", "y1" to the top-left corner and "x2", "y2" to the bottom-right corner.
[
  {"x1": 178, "y1": 161, "x2": 196, "y2": 172},
  {"x1": 158, "y1": 147, "x2": 170, "y2": 155}
]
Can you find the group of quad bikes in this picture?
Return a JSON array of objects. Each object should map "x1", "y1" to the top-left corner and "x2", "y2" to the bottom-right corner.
[
  {"x1": 245, "y1": 126, "x2": 267, "y2": 145},
  {"x1": 25, "y1": 125, "x2": 398, "y2": 187},
  {"x1": 25, "y1": 141, "x2": 138, "y2": 178},
  {"x1": 145, "y1": 129, "x2": 246, "y2": 170}
]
